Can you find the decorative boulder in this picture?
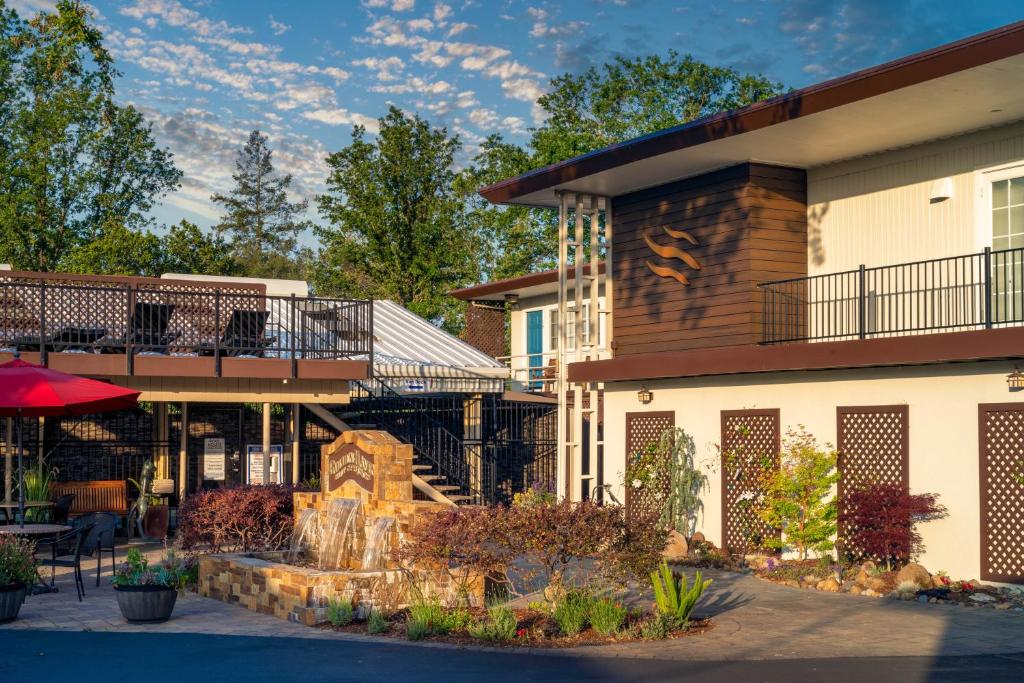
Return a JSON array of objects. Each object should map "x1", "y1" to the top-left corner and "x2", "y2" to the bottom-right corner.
[
  {"x1": 690, "y1": 532, "x2": 706, "y2": 544},
  {"x1": 895, "y1": 563, "x2": 931, "y2": 589},
  {"x1": 816, "y1": 577, "x2": 841, "y2": 592},
  {"x1": 865, "y1": 576, "x2": 889, "y2": 593},
  {"x1": 744, "y1": 554, "x2": 774, "y2": 571},
  {"x1": 855, "y1": 561, "x2": 877, "y2": 585},
  {"x1": 663, "y1": 530, "x2": 689, "y2": 560}
]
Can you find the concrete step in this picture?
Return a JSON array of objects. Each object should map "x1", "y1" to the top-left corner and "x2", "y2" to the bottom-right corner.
[
  {"x1": 411, "y1": 464, "x2": 433, "y2": 472},
  {"x1": 446, "y1": 495, "x2": 473, "y2": 503},
  {"x1": 431, "y1": 484, "x2": 462, "y2": 492},
  {"x1": 416, "y1": 475, "x2": 445, "y2": 483}
]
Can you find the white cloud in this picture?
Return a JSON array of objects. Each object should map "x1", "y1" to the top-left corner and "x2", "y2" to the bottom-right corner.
[
  {"x1": 273, "y1": 82, "x2": 335, "y2": 111},
  {"x1": 120, "y1": 0, "x2": 250, "y2": 38},
  {"x1": 454, "y1": 90, "x2": 478, "y2": 108},
  {"x1": 433, "y1": 2, "x2": 452, "y2": 23},
  {"x1": 446, "y1": 22, "x2": 471, "y2": 37},
  {"x1": 526, "y1": 6, "x2": 587, "y2": 38},
  {"x1": 268, "y1": 15, "x2": 290, "y2": 35},
  {"x1": 364, "y1": 0, "x2": 415, "y2": 11},
  {"x1": 370, "y1": 76, "x2": 451, "y2": 95},
  {"x1": 302, "y1": 108, "x2": 380, "y2": 133},
  {"x1": 352, "y1": 56, "x2": 406, "y2": 81}
]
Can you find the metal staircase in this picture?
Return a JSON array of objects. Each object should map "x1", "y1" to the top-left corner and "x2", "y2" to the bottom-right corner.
[{"x1": 332, "y1": 380, "x2": 483, "y2": 504}]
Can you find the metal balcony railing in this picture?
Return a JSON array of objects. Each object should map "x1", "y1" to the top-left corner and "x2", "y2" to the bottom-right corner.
[
  {"x1": 0, "y1": 277, "x2": 372, "y2": 369},
  {"x1": 759, "y1": 246, "x2": 1024, "y2": 344}
]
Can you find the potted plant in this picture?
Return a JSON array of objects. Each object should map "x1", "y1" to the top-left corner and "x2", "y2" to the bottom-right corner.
[
  {"x1": 0, "y1": 535, "x2": 37, "y2": 623},
  {"x1": 112, "y1": 548, "x2": 197, "y2": 624}
]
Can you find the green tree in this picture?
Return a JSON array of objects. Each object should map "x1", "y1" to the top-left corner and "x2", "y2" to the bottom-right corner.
[
  {"x1": 211, "y1": 129, "x2": 310, "y2": 279},
  {"x1": 0, "y1": 0, "x2": 181, "y2": 271},
  {"x1": 757, "y1": 429, "x2": 839, "y2": 561},
  {"x1": 60, "y1": 219, "x2": 163, "y2": 276},
  {"x1": 315, "y1": 106, "x2": 473, "y2": 330},
  {"x1": 161, "y1": 220, "x2": 239, "y2": 276},
  {"x1": 455, "y1": 135, "x2": 556, "y2": 283},
  {"x1": 530, "y1": 50, "x2": 784, "y2": 166}
]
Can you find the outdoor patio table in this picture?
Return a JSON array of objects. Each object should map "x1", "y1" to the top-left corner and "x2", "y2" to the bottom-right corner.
[
  {"x1": 0, "y1": 524, "x2": 72, "y2": 595},
  {"x1": 0, "y1": 500, "x2": 53, "y2": 523}
]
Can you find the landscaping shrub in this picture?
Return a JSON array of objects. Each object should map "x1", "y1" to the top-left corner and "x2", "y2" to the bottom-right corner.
[
  {"x1": 400, "y1": 504, "x2": 516, "y2": 604},
  {"x1": 626, "y1": 427, "x2": 707, "y2": 536},
  {"x1": 468, "y1": 605, "x2": 518, "y2": 642},
  {"x1": 839, "y1": 483, "x2": 946, "y2": 570},
  {"x1": 638, "y1": 613, "x2": 671, "y2": 640},
  {"x1": 326, "y1": 597, "x2": 354, "y2": 626},
  {"x1": 0, "y1": 535, "x2": 37, "y2": 586},
  {"x1": 406, "y1": 617, "x2": 430, "y2": 641},
  {"x1": 757, "y1": 429, "x2": 839, "y2": 560},
  {"x1": 553, "y1": 589, "x2": 591, "y2": 635},
  {"x1": 367, "y1": 608, "x2": 389, "y2": 634},
  {"x1": 406, "y1": 595, "x2": 471, "y2": 637},
  {"x1": 650, "y1": 561, "x2": 711, "y2": 630},
  {"x1": 177, "y1": 484, "x2": 297, "y2": 553},
  {"x1": 588, "y1": 597, "x2": 628, "y2": 636}
]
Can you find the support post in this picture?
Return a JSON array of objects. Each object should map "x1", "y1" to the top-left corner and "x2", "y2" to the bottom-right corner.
[
  {"x1": 3, "y1": 417, "x2": 11, "y2": 504},
  {"x1": 984, "y1": 246, "x2": 993, "y2": 329},
  {"x1": 262, "y1": 402, "x2": 272, "y2": 484},
  {"x1": 178, "y1": 402, "x2": 188, "y2": 502},
  {"x1": 292, "y1": 404, "x2": 301, "y2": 485},
  {"x1": 556, "y1": 191, "x2": 569, "y2": 501},
  {"x1": 857, "y1": 264, "x2": 867, "y2": 339},
  {"x1": 37, "y1": 416, "x2": 44, "y2": 472}
]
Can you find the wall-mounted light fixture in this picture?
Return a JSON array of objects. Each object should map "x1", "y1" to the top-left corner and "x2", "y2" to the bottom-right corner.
[
  {"x1": 1007, "y1": 366, "x2": 1024, "y2": 391},
  {"x1": 637, "y1": 386, "x2": 653, "y2": 404},
  {"x1": 504, "y1": 293, "x2": 520, "y2": 310},
  {"x1": 929, "y1": 177, "x2": 954, "y2": 203}
]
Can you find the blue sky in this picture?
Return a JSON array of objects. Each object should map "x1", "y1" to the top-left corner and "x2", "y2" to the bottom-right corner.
[{"x1": 8, "y1": 0, "x2": 1023, "y2": 234}]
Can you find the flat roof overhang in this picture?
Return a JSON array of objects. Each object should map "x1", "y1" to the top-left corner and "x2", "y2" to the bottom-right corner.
[
  {"x1": 567, "y1": 327, "x2": 1024, "y2": 384},
  {"x1": 481, "y1": 21, "x2": 1024, "y2": 208},
  {"x1": 451, "y1": 262, "x2": 605, "y2": 302}
]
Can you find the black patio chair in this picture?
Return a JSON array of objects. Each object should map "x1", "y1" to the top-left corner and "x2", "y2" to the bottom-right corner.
[
  {"x1": 196, "y1": 309, "x2": 275, "y2": 358},
  {"x1": 36, "y1": 522, "x2": 95, "y2": 602},
  {"x1": 70, "y1": 512, "x2": 117, "y2": 587},
  {"x1": 48, "y1": 494, "x2": 76, "y2": 525},
  {"x1": 99, "y1": 302, "x2": 179, "y2": 354},
  {"x1": 13, "y1": 326, "x2": 108, "y2": 353}
]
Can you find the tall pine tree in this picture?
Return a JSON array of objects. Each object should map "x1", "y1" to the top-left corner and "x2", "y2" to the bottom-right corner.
[{"x1": 211, "y1": 130, "x2": 310, "y2": 279}]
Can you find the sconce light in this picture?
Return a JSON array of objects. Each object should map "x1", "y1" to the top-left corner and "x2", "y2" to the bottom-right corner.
[
  {"x1": 504, "y1": 293, "x2": 519, "y2": 310},
  {"x1": 1007, "y1": 366, "x2": 1024, "y2": 391},
  {"x1": 929, "y1": 177, "x2": 954, "y2": 203},
  {"x1": 637, "y1": 386, "x2": 653, "y2": 404}
]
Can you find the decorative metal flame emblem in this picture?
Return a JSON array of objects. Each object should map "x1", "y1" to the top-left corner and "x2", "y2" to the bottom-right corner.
[{"x1": 644, "y1": 226, "x2": 702, "y2": 285}]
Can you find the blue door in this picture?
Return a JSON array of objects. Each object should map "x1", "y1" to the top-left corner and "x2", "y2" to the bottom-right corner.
[{"x1": 526, "y1": 310, "x2": 543, "y2": 389}]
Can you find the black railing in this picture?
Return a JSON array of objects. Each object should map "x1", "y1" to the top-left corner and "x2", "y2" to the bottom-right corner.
[
  {"x1": 759, "y1": 247, "x2": 1024, "y2": 344},
  {"x1": 0, "y1": 279, "x2": 372, "y2": 369}
]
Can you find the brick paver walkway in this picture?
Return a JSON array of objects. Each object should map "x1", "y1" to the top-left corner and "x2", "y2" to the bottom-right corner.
[{"x1": 4, "y1": 545, "x2": 1024, "y2": 661}]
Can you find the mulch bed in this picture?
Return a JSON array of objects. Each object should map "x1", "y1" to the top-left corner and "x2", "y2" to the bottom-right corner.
[{"x1": 322, "y1": 608, "x2": 713, "y2": 647}]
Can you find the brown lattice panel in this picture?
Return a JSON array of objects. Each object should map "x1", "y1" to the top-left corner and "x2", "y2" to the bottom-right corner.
[
  {"x1": 720, "y1": 409, "x2": 780, "y2": 554},
  {"x1": 979, "y1": 404, "x2": 1024, "y2": 584},
  {"x1": 836, "y1": 405, "x2": 909, "y2": 559},
  {"x1": 624, "y1": 411, "x2": 674, "y2": 521}
]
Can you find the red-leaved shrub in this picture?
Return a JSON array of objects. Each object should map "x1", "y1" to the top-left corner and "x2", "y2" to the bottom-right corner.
[
  {"x1": 839, "y1": 483, "x2": 946, "y2": 569},
  {"x1": 177, "y1": 485, "x2": 297, "y2": 553}
]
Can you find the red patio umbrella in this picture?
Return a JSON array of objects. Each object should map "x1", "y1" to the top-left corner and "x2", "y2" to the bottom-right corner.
[{"x1": 0, "y1": 352, "x2": 141, "y2": 526}]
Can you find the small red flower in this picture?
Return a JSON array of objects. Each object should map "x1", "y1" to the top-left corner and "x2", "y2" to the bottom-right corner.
[{"x1": 516, "y1": 628, "x2": 528, "y2": 638}]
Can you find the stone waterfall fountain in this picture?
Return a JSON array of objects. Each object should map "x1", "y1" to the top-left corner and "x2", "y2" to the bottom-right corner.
[{"x1": 199, "y1": 430, "x2": 484, "y2": 625}]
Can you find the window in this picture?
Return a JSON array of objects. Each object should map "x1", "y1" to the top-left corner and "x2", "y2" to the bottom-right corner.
[
  {"x1": 548, "y1": 309, "x2": 558, "y2": 351},
  {"x1": 990, "y1": 173, "x2": 1024, "y2": 322}
]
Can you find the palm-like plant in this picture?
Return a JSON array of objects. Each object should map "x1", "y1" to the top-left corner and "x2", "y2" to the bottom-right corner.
[{"x1": 650, "y1": 561, "x2": 711, "y2": 629}]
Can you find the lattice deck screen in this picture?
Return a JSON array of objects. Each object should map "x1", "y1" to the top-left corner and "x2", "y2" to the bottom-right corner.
[
  {"x1": 624, "y1": 411, "x2": 674, "y2": 521},
  {"x1": 836, "y1": 405, "x2": 910, "y2": 559},
  {"x1": 979, "y1": 404, "x2": 1024, "y2": 584},
  {"x1": 721, "y1": 409, "x2": 780, "y2": 554}
]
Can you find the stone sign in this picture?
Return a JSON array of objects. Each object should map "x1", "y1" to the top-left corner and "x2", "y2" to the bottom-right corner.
[{"x1": 324, "y1": 443, "x2": 374, "y2": 494}]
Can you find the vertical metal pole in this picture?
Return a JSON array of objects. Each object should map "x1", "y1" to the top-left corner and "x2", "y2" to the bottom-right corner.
[
  {"x1": 126, "y1": 285, "x2": 135, "y2": 375},
  {"x1": 38, "y1": 282, "x2": 47, "y2": 366},
  {"x1": 291, "y1": 403, "x2": 300, "y2": 485},
  {"x1": 290, "y1": 293, "x2": 298, "y2": 377},
  {"x1": 262, "y1": 402, "x2": 272, "y2": 484},
  {"x1": 214, "y1": 290, "x2": 222, "y2": 377},
  {"x1": 604, "y1": 196, "x2": 614, "y2": 354},
  {"x1": 857, "y1": 264, "x2": 866, "y2": 339},
  {"x1": 17, "y1": 410, "x2": 24, "y2": 527},
  {"x1": 178, "y1": 402, "x2": 188, "y2": 502},
  {"x1": 3, "y1": 417, "x2": 11, "y2": 504},
  {"x1": 984, "y1": 247, "x2": 993, "y2": 329}
]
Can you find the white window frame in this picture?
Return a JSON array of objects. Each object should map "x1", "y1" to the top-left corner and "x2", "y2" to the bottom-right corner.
[{"x1": 975, "y1": 161, "x2": 1024, "y2": 252}]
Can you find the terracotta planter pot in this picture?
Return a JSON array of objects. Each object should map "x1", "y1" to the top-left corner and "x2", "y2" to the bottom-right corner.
[
  {"x1": 142, "y1": 505, "x2": 170, "y2": 539},
  {"x1": 114, "y1": 585, "x2": 178, "y2": 623},
  {"x1": 0, "y1": 582, "x2": 28, "y2": 624}
]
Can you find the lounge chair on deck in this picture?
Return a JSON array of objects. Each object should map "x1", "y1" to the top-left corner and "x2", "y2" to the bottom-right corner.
[
  {"x1": 194, "y1": 310, "x2": 275, "y2": 358},
  {"x1": 98, "y1": 302, "x2": 179, "y2": 354},
  {"x1": 13, "y1": 326, "x2": 108, "y2": 353}
]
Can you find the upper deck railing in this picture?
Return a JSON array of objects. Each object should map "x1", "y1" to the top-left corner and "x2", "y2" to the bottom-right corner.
[
  {"x1": 0, "y1": 272, "x2": 372, "y2": 372},
  {"x1": 759, "y1": 247, "x2": 1024, "y2": 344}
]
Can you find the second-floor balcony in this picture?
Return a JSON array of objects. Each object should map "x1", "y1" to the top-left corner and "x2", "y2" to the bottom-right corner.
[
  {"x1": 759, "y1": 247, "x2": 1024, "y2": 345},
  {"x1": 0, "y1": 271, "x2": 373, "y2": 379}
]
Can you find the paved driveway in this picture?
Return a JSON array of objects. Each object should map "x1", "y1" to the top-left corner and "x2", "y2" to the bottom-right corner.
[{"x1": 4, "y1": 545, "x2": 1024, "y2": 665}]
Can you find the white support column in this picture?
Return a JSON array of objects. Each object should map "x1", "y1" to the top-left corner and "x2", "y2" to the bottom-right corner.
[
  {"x1": 178, "y1": 402, "x2": 188, "y2": 501},
  {"x1": 556, "y1": 191, "x2": 569, "y2": 500},
  {"x1": 262, "y1": 402, "x2": 272, "y2": 484}
]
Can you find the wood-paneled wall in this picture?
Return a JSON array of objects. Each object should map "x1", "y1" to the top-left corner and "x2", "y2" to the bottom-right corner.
[{"x1": 611, "y1": 162, "x2": 807, "y2": 355}]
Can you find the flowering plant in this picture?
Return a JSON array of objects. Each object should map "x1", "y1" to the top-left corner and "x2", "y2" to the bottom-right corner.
[
  {"x1": 0, "y1": 535, "x2": 37, "y2": 586},
  {"x1": 112, "y1": 548, "x2": 197, "y2": 591}
]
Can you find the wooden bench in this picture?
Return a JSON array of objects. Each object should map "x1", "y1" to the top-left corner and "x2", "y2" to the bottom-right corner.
[{"x1": 50, "y1": 480, "x2": 129, "y2": 519}]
